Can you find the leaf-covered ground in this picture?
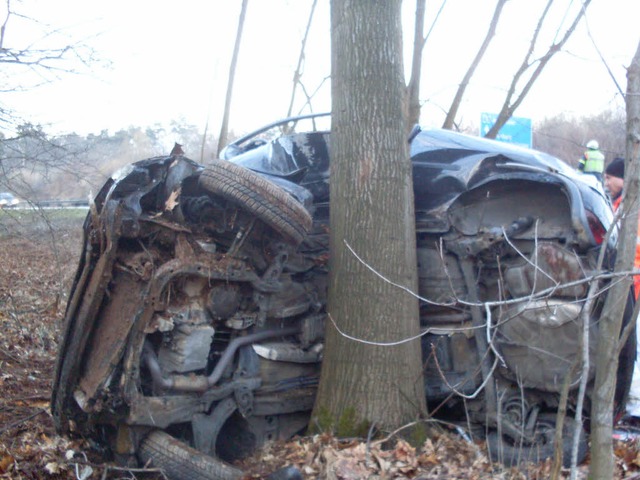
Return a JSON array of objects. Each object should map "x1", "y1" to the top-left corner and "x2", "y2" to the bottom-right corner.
[{"x1": 1, "y1": 210, "x2": 640, "y2": 479}]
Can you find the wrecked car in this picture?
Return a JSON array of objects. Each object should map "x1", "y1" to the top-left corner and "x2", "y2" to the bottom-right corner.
[{"x1": 52, "y1": 114, "x2": 635, "y2": 478}]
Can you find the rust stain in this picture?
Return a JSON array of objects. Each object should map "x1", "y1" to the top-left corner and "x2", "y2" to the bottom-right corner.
[
  {"x1": 76, "y1": 269, "x2": 146, "y2": 409},
  {"x1": 539, "y1": 243, "x2": 582, "y2": 283}
]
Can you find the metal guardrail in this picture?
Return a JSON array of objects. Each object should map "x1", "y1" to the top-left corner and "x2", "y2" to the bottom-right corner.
[
  {"x1": 1, "y1": 199, "x2": 90, "y2": 209},
  {"x1": 35, "y1": 199, "x2": 89, "y2": 208}
]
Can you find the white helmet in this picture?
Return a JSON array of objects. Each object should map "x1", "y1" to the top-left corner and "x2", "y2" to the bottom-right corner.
[{"x1": 586, "y1": 139, "x2": 599, "y2": 150}]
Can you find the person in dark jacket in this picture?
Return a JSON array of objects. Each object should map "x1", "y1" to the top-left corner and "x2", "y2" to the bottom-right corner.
[
  {"x1": 604, "y1": 156, "x2": 625, "y2": 210},
  {"x1": 604, "y1": 157, "x2": 640, "y2": 419}
]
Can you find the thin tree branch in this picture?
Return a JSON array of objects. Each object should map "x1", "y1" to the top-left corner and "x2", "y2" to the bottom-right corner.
[
  {"x1": 216, "y1": 0, "x2": 248, "y2": 157},
  {"x1": 485, "y1": 0, "x2": 593, "y2": 138},
  {"x1": 442, "y1": 0, "x2": 507, "y2": 130},
  {"x1": 285, "y1": 0, "x2": 318, "y2": 121}
]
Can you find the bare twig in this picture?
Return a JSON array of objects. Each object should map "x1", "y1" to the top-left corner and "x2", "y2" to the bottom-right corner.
[
  {"x1": 485, "y1": 0, "x2": 593, "y2": 138},
  {"x1": 442, "y1": 0, "x2": 507, "y2": 130},
  {"x1": 285, "y1": 0, "x2": 318, "y2": 121},
  {"x1": 0, "y1": 408, "x2": 46, "y2": 434},
  {"x1": 0, "y1": 346, "x2": 21, "y2": 363}
]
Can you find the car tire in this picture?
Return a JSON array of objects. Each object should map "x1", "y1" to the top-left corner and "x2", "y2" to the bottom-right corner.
[
  {"x1": 138, "y1": 430, "x2": 242, "y2": 480},
  {"x1": 199, "y1": 160, "x2": 312, "y2": 245},
  {"x1": 486, "y1": 413, "x2": 587, "y2": 468}
]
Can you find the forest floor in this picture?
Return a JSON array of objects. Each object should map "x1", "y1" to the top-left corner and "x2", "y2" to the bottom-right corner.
[{"x1": 0, "y1": 209, "x2": 639, "y2": 479}]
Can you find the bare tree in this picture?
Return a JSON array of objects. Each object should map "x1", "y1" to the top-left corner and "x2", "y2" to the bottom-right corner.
[
  {"x1": 484, "y1": 0, "x2": 592, "y2": 139},
  {"x1": 533, "y1": 109, "x2": 627, "y2": 164},
  {"x1": 285, "y1": 0, "x2": 318, "y2": 119},
  {"x1": 406, "y1": 0, "x2": 446, "y2": 129},
  {"x1": 589, "y1": 40, "x2": 640, "y2": 480},
  {"x1": 311, "y1": 0, "x2": 426, "y2": 434},
  {"x1": 0, "y1": 0, "x2": 97, "y2": 128},
  {"x1": 406, "y1": 0, "x2": 426, "y2": 129},
  {"x1": 216, "y1": 0, "x2": 249, "y2": 157},
  {"x1": 0, "y1": 0, "x2": 101, "y2": 202},
  {"x1": 441, "y1": 0, "x2": 507, "y2": 130}
]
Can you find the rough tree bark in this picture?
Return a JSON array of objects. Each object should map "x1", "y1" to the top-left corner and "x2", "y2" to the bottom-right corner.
[
  {"x1": 216, "y1": 0, "x2": 248, "y2": 157},
  {"x1": 311, "y1": 0, "x2": 426, "y2": 434},
  {"x1": 589, "y1": 41, "x2": 640, "y2": 480},
  {"x1": 441, "y1": 0, "x2": 507, "y2": 130}
]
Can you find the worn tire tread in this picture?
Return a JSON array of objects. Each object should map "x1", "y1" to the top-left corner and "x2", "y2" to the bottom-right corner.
[
  {"x1": 199, "y1": 160, "x2": 311, "y2": 245},
  {"x1": 138, "y1": 430, "x2": 242, "y2": 480}
]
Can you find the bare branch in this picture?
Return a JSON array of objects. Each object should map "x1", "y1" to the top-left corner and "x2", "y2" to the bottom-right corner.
[
  {"x1": 285, "y1": 0, "x2": 318, "y2": 121},
  {"x1": 442, "y1": 0, "x2": 507, "y2": 130},
  {"x1": 0, "y1": 0, "x2": 10, "y2": 50},
  {"x1": 406, "y1": 0, "x2": 426, "y2": 128},
  {"x1": 485, "y1": 0, "x2": 593, "y2": 139},
  {"x1": 216, "y1": 0, "x2": 249, "y2": 157},
  {"x1": 581, "y1": 4, "x2": 625, "y2": 97}
]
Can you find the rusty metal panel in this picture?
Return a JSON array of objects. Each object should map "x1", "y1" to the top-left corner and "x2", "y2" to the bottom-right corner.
[{"x1": 76, "y1": 269, "x2": 146, "y2": 410}]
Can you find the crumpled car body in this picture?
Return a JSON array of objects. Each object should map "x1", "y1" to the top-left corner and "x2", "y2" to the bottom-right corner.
[{"x1": 52, "y1": 116, "x2": 635, "y2": 477}]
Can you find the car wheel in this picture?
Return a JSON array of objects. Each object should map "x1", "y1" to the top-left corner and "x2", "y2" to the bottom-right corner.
[
  {"x1": 199, "y1": 160, "x2": 312, "y2": 245},
  {"x1": 138, "y1": 430, "x2": 242, "y2": 480},
  {"x1": 486, "y1": 413, "x2": 587, "y2": 468}
]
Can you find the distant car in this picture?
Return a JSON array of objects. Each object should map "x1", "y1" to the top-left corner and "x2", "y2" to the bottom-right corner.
[
  {"x1": 52, "y1": 114, "x2": 635, "y2": 478},
  {"x1": 0, "y1": 192, "x2": 19, "y2": 208}
]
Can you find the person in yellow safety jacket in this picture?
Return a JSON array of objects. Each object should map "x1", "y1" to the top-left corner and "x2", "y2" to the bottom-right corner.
[
  {"x1": 578, "y1": 139, "x2": 605, "y2": 182},
  {"x1": 604, "y1": 157, "x2": 640, "y2": 298}
]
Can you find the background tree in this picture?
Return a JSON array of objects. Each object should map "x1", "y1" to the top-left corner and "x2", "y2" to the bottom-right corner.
[
  {"x1": 484, "y1": 0, "x2": 592, "y2": 138},
  {"x1": 216, "y1": 0, "x2": 249, "y2": 158},
  {"x1": 0, "y1": 1, "x2": 97, "y2": 126},
  {"x1": 406, "y1": 0, "x2": 426, "y2": 129},
  {"x1": 534, "y1": 109, "x2": 627, "y2": 165},
  {"x1": 285, "y1": 0, "x2": 318, "y2": 119},
  {"x1": 0, "y1": 0, "x2": 102, "y2": 207},
  {"x1": 311, "y1": 0, "x2": 426, "y2": 434},
  {"x1": 589, "y1": 40, "x2": 640, "y2": 480},
  {"x1": 406, "y1": 0, "x2": 447, "y2": 129},
  {"x1": 441, "y1": 0, "x2": 506, "y2": 130}
]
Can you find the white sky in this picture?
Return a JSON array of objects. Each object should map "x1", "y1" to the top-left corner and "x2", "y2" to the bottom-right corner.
[{"x1": 5, "y1": 0, "x2": 640, "y2": 137}]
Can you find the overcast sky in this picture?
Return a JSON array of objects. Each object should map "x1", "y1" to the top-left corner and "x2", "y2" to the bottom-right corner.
[{"x1": 5, "y1": 0, "x2": 640, "y2": 137}]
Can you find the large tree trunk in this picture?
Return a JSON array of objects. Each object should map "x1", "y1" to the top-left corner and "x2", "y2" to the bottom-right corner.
[
  {"x1": 311, "y1": 0, "x2": 426, "y2": 434},
  {"x1": 589, "y1": 41, "x2": 640, "y2": 479}
]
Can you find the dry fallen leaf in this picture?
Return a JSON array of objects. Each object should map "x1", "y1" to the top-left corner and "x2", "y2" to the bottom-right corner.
[
  {"x1": 418, "y1": 451, "x2": 439, "y2": 466},
  {"x1": 394, "y1": 439, "x2": 416, "y2": 463},
  {"x1": 165, "y1": 187, "x2": 181, "y2": 211},
  {"x1": 0, "y1": 455, "x2": 14, "y2": 473},
  {"x1": 44, "y1": 461, "x2": 60, "y2": 474}
]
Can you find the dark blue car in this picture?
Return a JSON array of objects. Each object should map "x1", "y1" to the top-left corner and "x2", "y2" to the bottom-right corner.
[{"x1": 52, "y1": 115, "x2": 634, "y2": 478}]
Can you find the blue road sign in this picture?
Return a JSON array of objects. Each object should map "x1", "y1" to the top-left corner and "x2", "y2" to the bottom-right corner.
[{"x1": 480, "y1": 112, "x2": 532, "y2": 148}]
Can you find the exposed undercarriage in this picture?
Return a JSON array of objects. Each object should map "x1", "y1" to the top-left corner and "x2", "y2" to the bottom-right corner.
[{"x1": 52, "y1": 126, "x2": 635, "y2": 478}]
